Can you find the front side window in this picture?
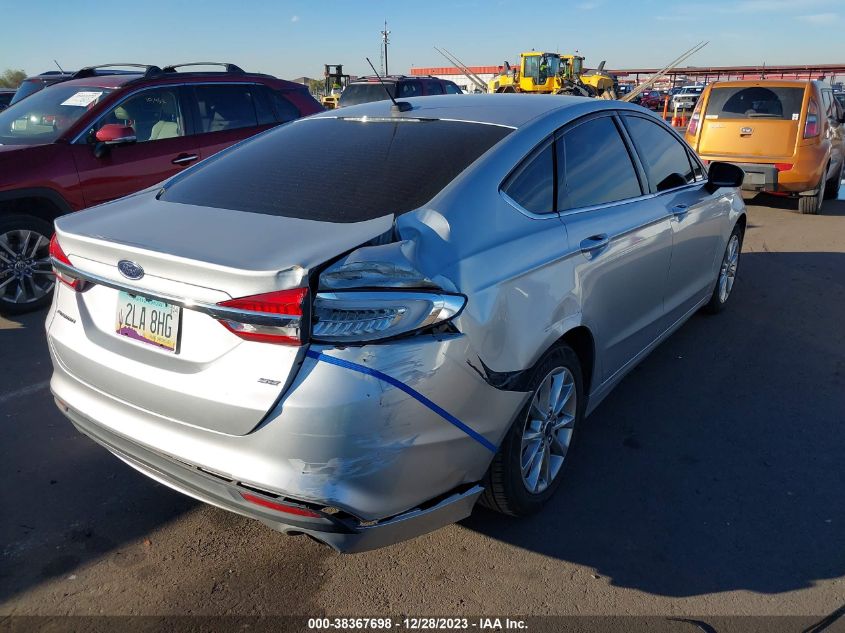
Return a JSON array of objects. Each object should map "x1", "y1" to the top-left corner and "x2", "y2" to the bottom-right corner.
[
  {"x1": 502, "y1": 141, "x2": 555, "y2": 214},
  {"x1": 559, "y1": 116, "x2": 641, "y2": 210},
  {"x1": 0, "y1": 84, "x2": 112, "y2": 145},
  {"x1": 423, "y1": 80, "x2": 444, "y2": 95},
  {"x1": 94, "y1": 87, "x2": 184, "y2": 142},
  {"x1": 194, "y1": 84, "x2": 259, "y2": 133},
  {"x1": 622, "y1": 115, "x2": 695, "y2": 192},
  {"x1": 444, "y1": 83, "x2": 462, "y2": 95}
]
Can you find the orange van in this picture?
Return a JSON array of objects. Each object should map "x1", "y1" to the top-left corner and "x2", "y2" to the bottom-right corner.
[{"x1": 685, "y1": 80, "x2": 845, "y2": 214}]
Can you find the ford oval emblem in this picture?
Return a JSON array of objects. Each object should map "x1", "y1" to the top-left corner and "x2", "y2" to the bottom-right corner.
[{"x1": 117, "y1": 260, "x2": 144, "y2": 280}]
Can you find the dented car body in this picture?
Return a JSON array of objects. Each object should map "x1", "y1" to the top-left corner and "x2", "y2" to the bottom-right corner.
[{"x1": 46, "y1": 94, "x2": 746, "y2": 551}]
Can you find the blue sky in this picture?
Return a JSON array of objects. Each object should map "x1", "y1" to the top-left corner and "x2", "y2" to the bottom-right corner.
[{"x1": 0, "y1": 0, "x2": 840, "y2": 80}]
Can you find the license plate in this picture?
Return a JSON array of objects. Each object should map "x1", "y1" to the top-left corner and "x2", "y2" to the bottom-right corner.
[
  {"x1": 115, "y1": 291, "x2": 180, "y2": 352},
  {"x1": 745, "y1": 172, "x2": 765, "y2": 185}
]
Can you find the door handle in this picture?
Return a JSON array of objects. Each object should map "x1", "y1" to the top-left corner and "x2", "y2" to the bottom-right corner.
[
  {"x1": 580, "y1": 234, "x2": 610, "y2": 254},
  {"x1": 671, "y1": 203, "x2": 689, "y2": 217},
  {"x1": 172, "y1": 153, "x2": 199, "y2": 166}
]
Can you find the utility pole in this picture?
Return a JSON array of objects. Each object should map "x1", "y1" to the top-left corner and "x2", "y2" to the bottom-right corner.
[{"x1": 381, "y1": 21, "x2": 390, "y2": 76}]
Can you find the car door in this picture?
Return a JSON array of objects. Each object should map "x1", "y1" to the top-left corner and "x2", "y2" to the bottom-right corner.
[
  {"x1": 620, "y1": 112, "x2": 730, "y2": 329},
  {"x1": 189, "y1": 83, "x2": 278, "y2": 160},
  {"x1": 70, "y1": 86, "x2": 200, "y2": 207},
  {"x1": 557, "y1": 113, "x2": 674, "y2": 382}
]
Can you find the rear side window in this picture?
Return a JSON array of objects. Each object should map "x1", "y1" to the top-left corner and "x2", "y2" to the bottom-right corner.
[
  {"x1": 194, "y1": 84, "x2": 259, "y2": 133},
  {"x1": 161, "y1": 119, "x2": 511, "y2": 222},
  {"x1": 268, "y1": 90, "x2": 300, "y2": 123},
  {"x1": 397, "y1": 81, "x2": 422, "y2": 98},
  {"x1": 622, "y1": 115, "x2": 695, "y2": 192},
  {"x1": 502, "y1": 142, "x2": 555, "y2": 214},
  {"x1": 252, "y1": 86, "x2": 277, "y2": 125},
  {"x1": 445, "y1": 83, "x2": 462, "y2": 95},
  {"x1": 705, "y1": 86, "x2": 805, "y2": 121},
  {"x1": 558, "y1": 116, "x2": 641, "y2": 210},
  {"x1": 423, "y1": 80, "x2": 444, "y2": 95}
]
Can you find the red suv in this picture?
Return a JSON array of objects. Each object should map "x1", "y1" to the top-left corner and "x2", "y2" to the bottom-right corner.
[{"x1": 0, "y1": 63, "x2": 322, "y2": 313}]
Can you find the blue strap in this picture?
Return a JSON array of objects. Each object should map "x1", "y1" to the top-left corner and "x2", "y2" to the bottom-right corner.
[{"x1": 305, "y1": 349, "x2": 497, "y2": 453}]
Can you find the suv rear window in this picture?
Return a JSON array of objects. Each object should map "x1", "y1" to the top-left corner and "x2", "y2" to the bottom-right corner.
[
  {"x1": 705, "y1": 86, "x2": 805, "y2": 120},
  {"x1": 160, "y1": 118, "x2": 511, "y2": 222},
  {"x1": 339, "y1": 83, "x2": 396, "y2": 107}
]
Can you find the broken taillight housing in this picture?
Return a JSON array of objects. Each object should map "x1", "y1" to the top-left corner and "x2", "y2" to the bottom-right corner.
[
  {"x1": 215, "y1": 287, "x2": 308, "y2": 345},
  {"x1": 311, "y1": 291, "x2": 465, "y2": 343},
  {"x1": 49, "y1": 234, "x2": 81, "y2": 291}
]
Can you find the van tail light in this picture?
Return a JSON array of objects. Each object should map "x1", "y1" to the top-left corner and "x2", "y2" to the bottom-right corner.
[
  {"x1": 215, "y1": 287, "x2": 308, "y2": 345},
  {"x1": 49, "y1": 234, "x2": 81, "y2": 291},
  {"x1": 804, "y1": 101, "x2": 819, "y2": 138},
  {"x1": 311, "y1": 291, "x2": 466, "y2": 343}
]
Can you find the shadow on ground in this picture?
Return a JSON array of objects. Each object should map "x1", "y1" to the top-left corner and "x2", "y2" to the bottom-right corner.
[{"x1": 463, "y1": 250, "x2": 845, "y2": 597}]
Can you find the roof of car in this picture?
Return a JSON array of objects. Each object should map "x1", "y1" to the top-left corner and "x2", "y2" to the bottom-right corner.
[
  {"x1": 55, "y1": 74, "x2": 145, "y2": 90},
  {"x1": 314, "y1": 93, "x2": 629, "y2": 129}
]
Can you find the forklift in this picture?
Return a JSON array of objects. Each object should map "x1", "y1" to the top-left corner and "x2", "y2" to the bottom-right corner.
[{"x1": 321, "y1": 64, "x2": 350, "y2": 109}]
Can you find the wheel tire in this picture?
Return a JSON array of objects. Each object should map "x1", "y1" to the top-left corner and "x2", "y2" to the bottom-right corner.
[
  {"x1": 823, "y1": 163, "x2": 843, "y2": 200},
  {"x1": 480, "y1": 344, "x2": 585, "y2": 517},
  {"x1": 704, "y1": 224, "x2": 743, "y2": 315},
  {"x1": 799, "y1": 176, "x2": 824, "y2": 215},
  {"x1": 0, "y1": 215, "x2": 56, "y2": 315}
]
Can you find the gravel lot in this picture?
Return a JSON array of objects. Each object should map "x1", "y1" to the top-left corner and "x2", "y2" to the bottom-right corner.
[{"x1": 1, "y1": 194, "x2": 843, "y2": 624}]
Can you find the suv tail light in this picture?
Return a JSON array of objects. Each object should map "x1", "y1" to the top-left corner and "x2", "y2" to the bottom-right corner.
[
  {"x1": 49, "y1": 234, "x2": 81, "y2": 291},
  {"x1": 687, "y1": 98, "x2": 704, "y2": 136},
  {"x1": 312, "y1": 291, "x2": 465, "y2": 343},
  {"x1": 215, "y1": 288, "x2": 307, "y2": 345},
  {"x1": 804, "y1": 100, "x2": 819, "y2": 138}
]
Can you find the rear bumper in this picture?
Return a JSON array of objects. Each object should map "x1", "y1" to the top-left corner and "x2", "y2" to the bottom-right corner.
[
  {"x1": 59, "y1": 400, "x2": 482, "y2": 553},
  {"x1": 47, "y1": 315, "x2": 526, "y2": 549},
  {"x1": 700, "y1": 153, "x2": 827, "y2": 194}
]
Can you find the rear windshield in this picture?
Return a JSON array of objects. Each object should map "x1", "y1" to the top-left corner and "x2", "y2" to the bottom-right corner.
[
  {"x1": 160, "y1": 117, "x2": 512, "y2": 222},
  {"x1": 705, "y1": 86, "x2": 805, "y2": 120},
  {"x1": 339, "y1": 83, "x2": 396, "y2": 107}
]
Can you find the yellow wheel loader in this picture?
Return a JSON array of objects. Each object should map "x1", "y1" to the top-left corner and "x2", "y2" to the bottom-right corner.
[{"x1": 487, "y1": 51, "x2": 617, "y2": 98}]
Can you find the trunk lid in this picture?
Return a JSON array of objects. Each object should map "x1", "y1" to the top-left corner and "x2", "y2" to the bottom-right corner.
[
  {"x1": 698, "y1": 118, "x2": 799, "y2": 159},
  {"x1": 51, "y1": 191, "x2": 393, "y2": 435}
]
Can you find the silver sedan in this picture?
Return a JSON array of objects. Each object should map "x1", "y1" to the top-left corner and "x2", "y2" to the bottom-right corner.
[{"x1": 46, "y1": 94, "x2": 746, "y2": 552}]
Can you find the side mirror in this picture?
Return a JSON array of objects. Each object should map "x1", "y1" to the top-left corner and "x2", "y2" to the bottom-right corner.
[
  {"x1": 706, "y1": 161, "x2": 744, "y2": 192},
  {"x1": 95, "y1": 123, "x2": 136, "y2": 145}
]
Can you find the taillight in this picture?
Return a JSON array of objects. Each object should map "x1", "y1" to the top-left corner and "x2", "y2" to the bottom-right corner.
[
  {"x1": 804, "y1": 100, "x2": 819, "y2": 138},
  {"x1": 312, "y1": 291, "x2": 465, "y2": 343},
  {"x1": 775, "y1": 163, "x2": 793, "y2": 172},
  {"x1": 215, "y1": 287, "x2": 307, "y2": 345},
  {"x1": 49, "y1": 234, "x2": 81, "y2": 291},
  {"x1": 687, "y1": 98, "x2": 704, "y2": 136}
]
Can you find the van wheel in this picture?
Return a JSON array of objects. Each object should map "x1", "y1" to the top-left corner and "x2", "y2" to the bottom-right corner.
[
  {"x1": 823, "y1": 163, "x2": 843, "y2": 200},
  {"x1": 480, "y1": 344, "x2": 584, "y2": 517},
  {"x1": 798, "y1": 178, "x2": 824, "y2": 215},
  {"x1": 0, "y1": 215, "x2": 55, "y2": 315}
]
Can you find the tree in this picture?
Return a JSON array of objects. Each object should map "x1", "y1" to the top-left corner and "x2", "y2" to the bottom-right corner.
[
  {"x1": 0, "y1": 69, "x2": 26, "y2": 89},
  {"x1": 307, "y1": 78, "x2": 324, "y2": 96}
]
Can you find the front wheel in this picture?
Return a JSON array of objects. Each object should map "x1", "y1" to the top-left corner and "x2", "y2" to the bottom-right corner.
[
  {"x1": 480, "y1": 344, "x2": 584, "y2": 517},
  {"x1": 704, "y1": 225, "x2": 742, "y2": 314},
  {"x1": 0, "y1": 215, "x2": 55, "y2": 315}
]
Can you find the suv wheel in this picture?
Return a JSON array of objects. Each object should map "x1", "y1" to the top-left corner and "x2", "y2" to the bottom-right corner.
[
  {"x1": 799, "y1": 176, "x2": 824, "y2": 215},
  {"x1": 480, "y1": 344, "x2": 584, "y2": 517},
  {"x1": 0, "y1": 215, "x2": 55, "y2": 315}
]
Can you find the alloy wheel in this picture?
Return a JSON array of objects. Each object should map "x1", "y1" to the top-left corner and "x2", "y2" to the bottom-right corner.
[
  {"x1": 717, "y1": 234, "x2": 740, "y2": 304},
  {"x1": 0, "y1": 229, "x2": 54, "y2": 306},
  {"x1": 520, "y1": 366, "x2": 577, "y2": 494}
]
